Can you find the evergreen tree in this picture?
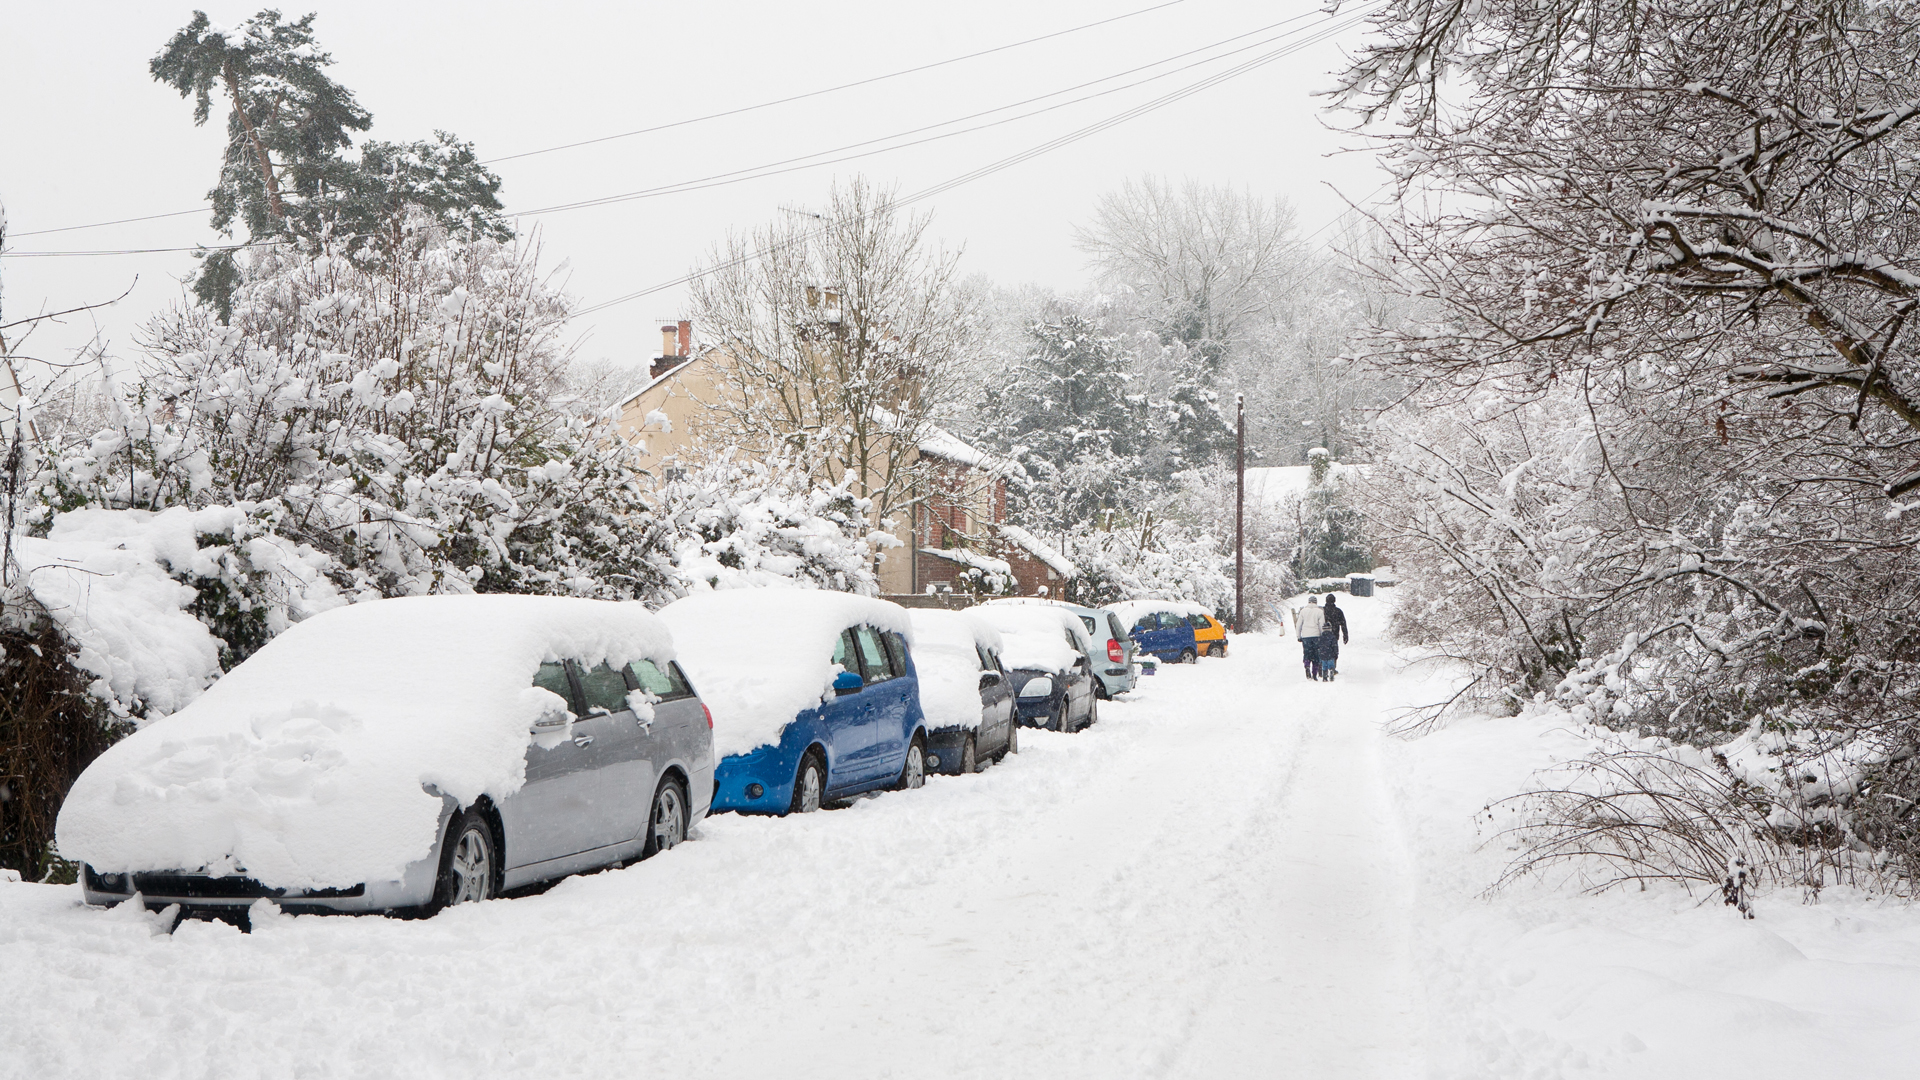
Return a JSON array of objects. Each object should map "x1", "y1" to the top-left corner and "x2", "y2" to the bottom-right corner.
[
  {"x1": 1289, "y1": 448, "x2": 1372, "y2": 581},
  {"x1": 152, "y1": 10, "x2": 509, "y2": 317}
]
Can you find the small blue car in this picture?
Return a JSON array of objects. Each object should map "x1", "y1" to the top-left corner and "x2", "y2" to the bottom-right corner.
[
  {"x1": 661, "y1": 592, "x2": 930, "y2": 815},
  {"x1": 1105, "y1": 601, "x2": 1201, "y2": 664}
]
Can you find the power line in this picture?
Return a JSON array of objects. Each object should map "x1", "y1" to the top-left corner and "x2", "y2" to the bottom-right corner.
[
  {"x1": 482, "y1": 0, "x2": 1190, "y2": 165},
  {"x1": 511, "y1": 9, "x2": 1339, "y2": 220},
  {"x1": 4, "y1": 6, "x2": 1358, "y2": 260},
  {"x1": 572, "y1": 4, "x2": 1382, "y2": 319},
  {"x1": 5, "y1": 0, "x2": 1187, "y2": 241}
]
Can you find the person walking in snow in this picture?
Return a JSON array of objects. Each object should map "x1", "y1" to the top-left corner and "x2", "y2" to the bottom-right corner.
[
  {"x1": 1318, "y1": 594, "x2": 1350, "y2": 681},
  {"x1": 1295, "y1": 595, "x2": 1325, "y2": 680}
]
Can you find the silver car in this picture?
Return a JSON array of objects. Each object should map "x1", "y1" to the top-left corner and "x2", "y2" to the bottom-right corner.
[{"x1": 67, "y1": 597, "x2": 713, "y2": 921}]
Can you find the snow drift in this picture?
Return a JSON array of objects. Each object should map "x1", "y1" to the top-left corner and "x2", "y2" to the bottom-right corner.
[{"x1": 55, "y1": 595, "x2": 676, "y2": 890}]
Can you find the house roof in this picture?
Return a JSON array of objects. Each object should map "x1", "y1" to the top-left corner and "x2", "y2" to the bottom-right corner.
[{"x1": 997, "y1": 524, "x2": 1079, "y2": 579}]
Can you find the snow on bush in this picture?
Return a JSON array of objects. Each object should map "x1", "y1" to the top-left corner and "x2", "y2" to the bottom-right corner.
[
  {"x1": 908, "y1": 609, "x2": 1002, "y2": 732},
  {"x1": 655, "y1": 452, "x2": 879, "y2": 596},
  {"x1": 54, "y1": 595, "x2": 676, "y2": 890},
  {"x1": 660, "y1": 589, "x2": 913, "y2": 759},
  {"x1": 971, "y1": 605, "x2": 1087, "y2": 675}
]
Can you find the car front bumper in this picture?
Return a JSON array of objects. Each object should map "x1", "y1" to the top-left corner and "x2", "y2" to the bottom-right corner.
[{"x1": 81, "y1": 862, "x2": 436, "y2": 916}]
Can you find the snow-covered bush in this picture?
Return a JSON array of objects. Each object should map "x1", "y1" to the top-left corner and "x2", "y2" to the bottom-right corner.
[
  {"x1": 654, "y1": 451, "x2": 880, "y2": 596},
  {"x1": 46, "y1": 227, "x2": 674, "y2": 603}
]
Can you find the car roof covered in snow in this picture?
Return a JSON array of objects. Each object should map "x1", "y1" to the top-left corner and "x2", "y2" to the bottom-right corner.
[
  {"x1": 660, "y1": 588, "x2": 914, "y2": 759},
  {"x1": 970, "y1": 604, "x2": 1089, "y2": 675},
  {"x1": 55, "y1": 595, "x2": 677, "y2": 891},
  {"x1": 1104, "y1": 599, "x2": 1218, "y2": 628},
  {"x1": 908, "y1": 610, "x2": 1003, "y2": 733}
]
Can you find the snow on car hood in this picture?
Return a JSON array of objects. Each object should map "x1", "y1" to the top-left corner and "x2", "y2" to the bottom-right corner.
[
  {"x1": 660, "y1": 589, "x2": 912, "y2": 759},
  {"x1": 908, "y1": 610, "x2": 1003, "y2": 732},
  {"x1": 55, "y1": 595, "x2": 676, "y2": 890},
  {"x1": 971, "y1": 605, "x2": 1084, "y2": 675}
]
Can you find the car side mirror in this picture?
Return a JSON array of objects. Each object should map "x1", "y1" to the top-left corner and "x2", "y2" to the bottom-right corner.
[
  {"x1": 531, "y1": 704, "x2": 571, "y2": 731},
  {"x1": 979, "y1": 670, "x2": 1003, "y2": 689},
  {"x1": 1074, "y1": 656, "x2": 1089, "y2": 669},
  {"x1": 833, "y1": 670, "x2": 864, "y2": 696}
]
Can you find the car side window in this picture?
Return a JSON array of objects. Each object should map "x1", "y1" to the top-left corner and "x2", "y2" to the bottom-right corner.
[
  {"x1": 1186, "y1": 614, "x2": 1209, "y2": 629},
  {"x1": 575, "y1": 662, "x2": 631, "y2": 715},
  {"x1": 1132, "y1": 618, "x2": 1152, "y2": 634},
  {"x1": 627, "y1": 658, "x2": 694, "y2": 700},
  {"x1": 1159, "y1": 612, "x2": 1186, "y2": 629},
  {"x1": 883, "y1": 630, "x2": 911, "y2": 677},
  {"x1": 1078, "y1": 615, "x2": 1098, "y2": 635},
  {"x1": 532, "y1": 661, "x2": 579, "y2": 714},
  {"x1": 854, "y1": 625, "x2": 894, "y2": 683},
  {"x1": 832, "y1": 628, "x2": 856, "y2": 673}
]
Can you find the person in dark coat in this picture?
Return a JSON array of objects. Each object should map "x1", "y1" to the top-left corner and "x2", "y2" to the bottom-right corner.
[{"x1": 1318, "y1": 594, "x2": 1350, "y2": 680}]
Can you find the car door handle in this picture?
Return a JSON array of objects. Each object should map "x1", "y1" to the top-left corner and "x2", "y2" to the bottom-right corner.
[{"x1": 572, "y1": 734, "x2": 596, "y2": 748}]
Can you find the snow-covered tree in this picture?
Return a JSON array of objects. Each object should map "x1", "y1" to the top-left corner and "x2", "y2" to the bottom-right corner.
[{"x1": 688, "y1": 176, "x2": 981, "y2": 541}]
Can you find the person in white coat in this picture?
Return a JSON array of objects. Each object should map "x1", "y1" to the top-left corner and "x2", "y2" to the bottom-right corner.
[{"x1": 1294, "y1": 596, "x2": 1326, "y2": 680}]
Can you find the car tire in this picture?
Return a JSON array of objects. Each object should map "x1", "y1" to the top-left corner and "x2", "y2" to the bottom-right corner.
[
  {"x1": 790, "y1": 751, "x2": 826, "y2": 815},
  {"x1": 1004, "y1": 721, "x2": 1018, "y2": 757},
  {"x1": 897, "y1": 734, "x2": 927, "y2": 790},
  {"x1": 641, "y1": 775, "x2": 688, "y2": 858},
  {"x1": 1180, "y1": 648, "x2": 1197, "y2": 665},
  {"x1": 1094, "y1": 680, "x2": 1110, "y2": 701},
  {"x1": 961, "y1": 733, "x2": 978, "y2": 774},
  {"x1": 431, "y1": 808, "x2": 498, "y2": 912},
  {"x1": 1209, "y1": 644, "x2": 1226, "y2": 657},
  {"x1": 1085, "y1": 692, "x2": 1099, "y2": 729},
  {"x1": 1047, "y1": 699, "x2": 1065, "y2": 731}
]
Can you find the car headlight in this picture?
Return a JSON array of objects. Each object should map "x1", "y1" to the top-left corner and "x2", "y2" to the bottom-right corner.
[{"x1": 1019, "y1": 676, "x2": 1054, "y2": 698}]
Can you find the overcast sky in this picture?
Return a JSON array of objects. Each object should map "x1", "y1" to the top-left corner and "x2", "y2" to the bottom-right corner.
[{"x1": 1, "y1": 0, "x2": 1384, "y2": 386}]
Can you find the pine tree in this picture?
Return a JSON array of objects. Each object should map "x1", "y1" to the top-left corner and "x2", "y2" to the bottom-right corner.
[{"x1": 152, "y1": 11, "x2": 509, "y2": 318}]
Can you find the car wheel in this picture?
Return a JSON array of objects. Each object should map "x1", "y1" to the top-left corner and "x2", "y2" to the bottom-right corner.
[
  {"x1": 1209, "y1": 643, "x2": 1226, "y2": 657},
  {"x1": 1180, "y1": 648, "x2": 1197, "y2": 665},
  {"x1": 1085, "y1": 692, "x2": 1099, "y2": 729},
  {"x1": 897, "y1": 734, "x2": 927, "y2": 790},
  {"x1": 790, "y1": 751, "x2": 825, "y2": 814},
  {"x1": 433, "y1": 809, "x2": 498, "y2": 911},
  {"x1": 1094, "y1": 680, "x2": 1110, "y2": 701},
  {"x1": 961, "y1": 733, "x2": 978, "y2": 774},
  {"x1": 1005, "y1": 721, "x2": 1018, "y2": 757},
  {"x1": 1047, "y1": 699, "x2": 1065, "y2": 731},
  {"x1": 641, "y1": 776, "x2": 688, "y2": 858}
]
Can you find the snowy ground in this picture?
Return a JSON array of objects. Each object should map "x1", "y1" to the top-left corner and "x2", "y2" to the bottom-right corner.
[{"x1": 5, "y1": 593, "x2": 1919, "y2": 1078}]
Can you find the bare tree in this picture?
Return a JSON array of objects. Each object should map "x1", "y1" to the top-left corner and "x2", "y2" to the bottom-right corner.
[{"x1": 688, "y1": 177, "x2": 980, "y2": 538}]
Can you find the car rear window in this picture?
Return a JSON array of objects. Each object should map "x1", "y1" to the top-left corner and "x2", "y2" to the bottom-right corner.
[
  {"x1": 1106, "y1": 614, "x2": 1126, "y2": 641},
  {"x1": 626, "y1": 658, "x2": 694, "y2": 700}
]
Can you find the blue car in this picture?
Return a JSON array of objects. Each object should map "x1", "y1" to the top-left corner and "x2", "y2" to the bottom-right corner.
[
  {"x1": 1105, "y1": 600, "x2": 1201, "y2": 664},
  {"x1": 661, "y1": 592, "x2": 929, "y2": 815}
]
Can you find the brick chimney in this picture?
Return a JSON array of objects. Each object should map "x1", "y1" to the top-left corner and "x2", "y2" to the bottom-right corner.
[{"x1": 650, "y1": 319, "x2": 692, "y2": 379}]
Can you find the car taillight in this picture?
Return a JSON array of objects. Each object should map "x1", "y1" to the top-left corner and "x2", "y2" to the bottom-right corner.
[
  {"x1": 1107, "y1": 639, "x2": 1124, "y2": 663},
  {"x1": 701, "y1": 704, "x2": 713, "y2": 729}
]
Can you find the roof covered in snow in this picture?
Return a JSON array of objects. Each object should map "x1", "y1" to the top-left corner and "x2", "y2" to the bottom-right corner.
[
  {"x1": 56, "y1": 595, "x2": 677, "y2": 890},
  {"x1": 997, "y1": 524, "x2": 1079, "y2": 579},
  {"x1": 970, "y1": 604, "x2": 1089, "y2": 675},
  {"x1": 659, "y1": 588, "x2": 914, "y2": 758}
]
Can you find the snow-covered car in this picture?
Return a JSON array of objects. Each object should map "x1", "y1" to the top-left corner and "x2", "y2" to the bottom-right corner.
[
  {"x1": 1106, "y1": 600, "x2": 1212, "y2": 664},
  {"x1": 660, "y1": 590, "x2": 930, "y2": 814},
  {"x1": 981, "y1": 597, "x2": 1137, "y2": 697},
  {"x1": 971, "y1": 605, "x2": 1099, "y2": 732},
  {"x1": 908, "y1": 609, "x2": 1017, "y2": 774},
  {"x1": 58, "y1": 595, "x2": 713, "y2": 920}
]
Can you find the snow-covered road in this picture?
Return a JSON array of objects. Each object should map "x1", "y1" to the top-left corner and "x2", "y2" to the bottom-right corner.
[
  {"x1": 0, "y1": 601, "x2": 1423, "y2": 1079},
  {"x1": 10, "y1": 590, "x2": 1920, "y2": 1079}
]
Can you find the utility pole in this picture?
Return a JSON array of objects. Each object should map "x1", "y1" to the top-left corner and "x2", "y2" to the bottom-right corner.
[{"x1": 1234, "y1": 393, "x2": 1245, "y2": 634}]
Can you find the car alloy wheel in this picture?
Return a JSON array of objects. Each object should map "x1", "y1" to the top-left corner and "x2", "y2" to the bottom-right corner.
[
  {"x1": 898, "y1": 737, "x2": 926, "y2": 790},
  {"x1": 1180, "y1": 648, "x2": 1197, "y2": 664},
  {"x1": 643, "y1": 778, "x2": 687, "y2": 858},
  {"x1": 791, "y1": 753, "x2": 825, "y2": 814},
  {"x1": 442, "y1": 812, "x2": 497, "y2": 908},
  {"x1": 962, "y1": 733, "x2": 978, "y2": 774}
]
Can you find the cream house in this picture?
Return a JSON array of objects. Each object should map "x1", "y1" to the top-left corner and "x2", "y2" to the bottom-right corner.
[{"x1": 612, "y1": 321, "x2": 1068, "y2": 596}]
